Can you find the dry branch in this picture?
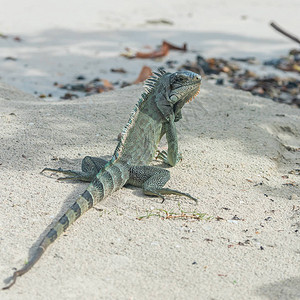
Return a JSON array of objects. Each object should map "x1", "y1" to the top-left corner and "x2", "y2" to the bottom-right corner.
[{"x1": 270, "y1": 21, "x2": 300, "y2": 45}]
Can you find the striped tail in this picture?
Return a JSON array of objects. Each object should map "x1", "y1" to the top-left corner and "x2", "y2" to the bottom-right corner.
[{"x1": 3, "y1": 161, "x2": 129, "y2": 289}]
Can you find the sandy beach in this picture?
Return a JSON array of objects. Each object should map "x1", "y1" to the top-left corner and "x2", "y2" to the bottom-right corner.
[
  {"x1": 1, "y1": 0, "x2": 300, "y2": 98},
  {"x1": 1, "y1": 79, "x2": 300, "y2": 299},
  {"x1": 1, "y1": 1, "x2": 300, "y2": 299}
]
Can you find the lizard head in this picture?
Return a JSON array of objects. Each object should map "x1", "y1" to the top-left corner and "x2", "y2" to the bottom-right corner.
[
  {"x1": 168, "y1": 70, "x2": 201, "y2": 121},
  {"x1": 144, "y1": 69, "x2": 201, "y2": 122},
  {"x1": 169, "y1": 70, "x2": 201, "y2": 104}
]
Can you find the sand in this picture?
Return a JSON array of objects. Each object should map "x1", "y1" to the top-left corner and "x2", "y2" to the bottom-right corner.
[
  {"x1": 1, "y1": 0, "x2": 300, "y2": 98},
  {"x1": 0, "y1": 79, "x2": 299, "y2": 299},
  {"x1": 1, "y1": 1, "x2": 300, "y2": 298}
]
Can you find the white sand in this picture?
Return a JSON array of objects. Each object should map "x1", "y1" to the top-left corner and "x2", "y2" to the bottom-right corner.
[
  {"x1": 0, "y1": 80, "x2": 299, "y2": 299},
  {"x1": 1, "y1": 1, "x2": 300, "y2": 299},
  {"x1": 1, "y1": 0, "x2": 300, "y2": 98}
]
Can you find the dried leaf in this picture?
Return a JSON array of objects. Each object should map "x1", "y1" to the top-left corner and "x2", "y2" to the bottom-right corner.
[
  {"x1": 163, "y1": 40, "x2": 187, "y2": 51},
  {"x1": 293, "y1": 64, "x2": 300, "y2": 72},
  {"x1": 133, "y1": 66, "x2": 153, "y2": 84},
  {"x1": 135, "y1": 42, "x2": 169, "y2": 59},
  {"x1": 102, "y1": 79, "x2": 114, "y2": 90},
  {"x1": 123, "y1": 40, "x2": 187, "y2": 59}
]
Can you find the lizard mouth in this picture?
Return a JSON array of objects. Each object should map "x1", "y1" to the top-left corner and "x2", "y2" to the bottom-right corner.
[{"x1": 187, "y1": 85, "x2": 201, "y2": 103}]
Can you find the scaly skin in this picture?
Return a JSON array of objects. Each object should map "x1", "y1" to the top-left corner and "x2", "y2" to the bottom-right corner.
[{"x1": 3, "y1": 70, "x2": 201, "y2": 289}]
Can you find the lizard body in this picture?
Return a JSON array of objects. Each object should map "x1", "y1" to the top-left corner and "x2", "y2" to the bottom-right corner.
[{"x1": 3, "y1": 70, "x2": 201, "y2": 289}]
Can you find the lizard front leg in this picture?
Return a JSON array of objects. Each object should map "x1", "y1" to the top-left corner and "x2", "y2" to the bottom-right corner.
[
  {"x1": 128, "y1": 166, "x2": 197, "y2": 203},
  {"x1": 156, "y1": 117, "x2": 182, "y2": 167},
  {"x1": 42, "y1": 156, "x2": 108, "y2": 182}
]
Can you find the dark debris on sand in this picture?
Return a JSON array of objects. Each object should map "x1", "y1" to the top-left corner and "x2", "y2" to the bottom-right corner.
[
  {"x1": 180, "y1": 50, "x2": 300, "y2": 108},
  {"x1": 53, "y1": 44, "x2": 300, "y2": 108}
]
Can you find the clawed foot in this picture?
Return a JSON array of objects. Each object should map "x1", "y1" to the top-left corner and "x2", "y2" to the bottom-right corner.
[
  {"x1": 155, "y1": 150, "x2": 168, "y2": 162},
  {"x1": 145, "y1": 187, "x2": 198, "y2": 205},
  {"x1": 41, "y1": 167, "x2": 89, "y2": 181},
  {"x1": 159, "y1": 192, "x2": 198, "y2": 205},
  {"x1": 183, "y1": 193, "x2": 198, "y2": 204},
  {"x1": 155, "y1": 150, "x2": 182, "y2": 165}
]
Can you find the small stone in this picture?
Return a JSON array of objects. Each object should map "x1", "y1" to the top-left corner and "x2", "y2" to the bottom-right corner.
[
  {"x1": 290, "y1": 194, "x2": 299, "y2": 201},
  {"x1": 216, "y1": 78, "x2": 224, "y2": 85},
  {"x1": 110, "y1": 68, "x2": 127, "y2": 73},
  {"x1": 4, "y1": 56, "x2": 17, "y2": 61},
  {"x1": 278, "y1": 92, "x2": 293, "y2": 104},
  {"x1": 76, "y1": 75, "x2": 86, "y2": 80},
  {"x1": 60, "y1": 93, "x2": 79, "y2": 100}
]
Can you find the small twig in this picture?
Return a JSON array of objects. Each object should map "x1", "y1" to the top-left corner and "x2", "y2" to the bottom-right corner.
[
  {"x1": 165, "y1": 213, "x2": 204, "y2": 220},
  {"x1": 270, "y1": 21, "x2": 300, "y2": 45},
  {"x1": 137, "y1": 208, "x2": 208, "y2": 221}
]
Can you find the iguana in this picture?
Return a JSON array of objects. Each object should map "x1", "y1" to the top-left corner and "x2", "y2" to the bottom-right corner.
[{"x1": 3, "y1": 69, "x2": 201, "y2": 289}]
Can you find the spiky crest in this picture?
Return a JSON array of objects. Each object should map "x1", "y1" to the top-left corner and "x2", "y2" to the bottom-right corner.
[
  {"x1": 143, "y1": 68, "x2": 166, "y2": 94},
  {"x1": 111, "y1": 69, "x2": 167, "y2": 161}
]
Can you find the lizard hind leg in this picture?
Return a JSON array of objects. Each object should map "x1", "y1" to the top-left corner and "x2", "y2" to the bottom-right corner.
[
  {"x1": 129, "y1": 166, "x2": 198, "y2": 204},
  {"x1": 41, "y1": 156, "x2": 108, "y2": 182},
  {"x1": 41, "y1": 167, "x2": 94, "y2": 182},
  {"x1": 81, "y1": 156, "x2": 108, "y2": 174},
  {"x1": 149, "y1": 188, "x2": 198, "y2": 204}
]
